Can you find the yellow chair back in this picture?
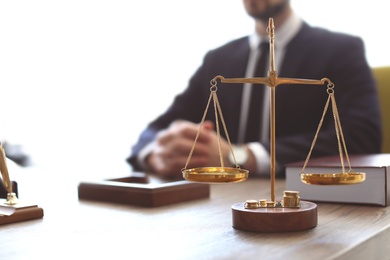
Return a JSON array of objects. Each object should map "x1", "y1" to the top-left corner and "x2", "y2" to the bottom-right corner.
[{"x1": 372, "y1": 66, "x2": 390, "y2": 153}]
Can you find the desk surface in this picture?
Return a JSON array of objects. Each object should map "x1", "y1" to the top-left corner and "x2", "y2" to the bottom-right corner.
[{"x1": 1, "y1": 167, "x2": 390, "y2": 260}]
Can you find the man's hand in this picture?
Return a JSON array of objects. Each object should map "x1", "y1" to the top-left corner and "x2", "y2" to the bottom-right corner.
[{"x1": 146, "y1": 120, "x2": 230, "y2": 179}]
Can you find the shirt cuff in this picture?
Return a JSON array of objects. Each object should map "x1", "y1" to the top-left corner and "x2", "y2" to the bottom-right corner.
[
  {"x1": 136, "y1": 142, "x2": 157, "y2": 172},
  {"x1": 247, "y1": 142, "x2": 271, "y2": 175}
]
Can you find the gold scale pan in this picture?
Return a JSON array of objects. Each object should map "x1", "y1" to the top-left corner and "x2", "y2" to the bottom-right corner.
[{"x1": 182, "y1": 18, "x2": 365, "y2": 192}]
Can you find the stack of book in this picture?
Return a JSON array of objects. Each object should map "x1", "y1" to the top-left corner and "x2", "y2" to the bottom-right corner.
[{"x1": 285, "y1": 154, "x2": 390, "y2": 206}]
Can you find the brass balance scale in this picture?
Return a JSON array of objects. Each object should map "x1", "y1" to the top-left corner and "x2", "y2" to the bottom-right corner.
[{"x1": 181, "y1": 18, "x2": 365, "y2": 232}]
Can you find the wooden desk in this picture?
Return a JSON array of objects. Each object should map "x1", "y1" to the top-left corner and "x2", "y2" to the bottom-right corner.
[{"x1": 1, "y1": 168, "x2": 390, "y2": 259}]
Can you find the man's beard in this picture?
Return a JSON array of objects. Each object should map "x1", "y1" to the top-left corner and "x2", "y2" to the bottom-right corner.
[{"x1": 252, "y1": 0, "x2": 289, "y2": 22}]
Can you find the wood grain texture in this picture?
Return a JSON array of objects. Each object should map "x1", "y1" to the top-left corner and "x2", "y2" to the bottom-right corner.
[{"x1": 1, "y1": 169, "x2": 390, "y2": 259}]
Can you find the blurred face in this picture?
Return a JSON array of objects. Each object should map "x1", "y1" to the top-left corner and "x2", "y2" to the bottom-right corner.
[{"x1": 243, "y1": 0, "x2": 290, "y2": 22}]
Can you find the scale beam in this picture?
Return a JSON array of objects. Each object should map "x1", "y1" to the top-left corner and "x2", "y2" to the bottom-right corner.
[{"x1": 214, "y1": 75, "x2": 330, "y2": 88}]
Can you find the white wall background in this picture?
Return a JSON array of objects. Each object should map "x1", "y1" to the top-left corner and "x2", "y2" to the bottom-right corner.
[{"x1": 0, "y1": 1, "x2": 388, "y2": 176}]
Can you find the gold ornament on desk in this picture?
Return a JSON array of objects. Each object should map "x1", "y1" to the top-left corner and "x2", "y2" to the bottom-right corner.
[
  {"x1": 181, "y1": 18, "x2": 365, "y2": 233},
  {"x1": 0, "y1": 143, "x2": 44, "y2": 225},
  {"x1": 0, "y1": 144, "x2": 18, "y2": 205}
]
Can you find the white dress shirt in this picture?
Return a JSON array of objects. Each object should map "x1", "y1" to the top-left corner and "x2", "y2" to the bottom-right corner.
[{"x1": 241, "y1": 12, "x2": 302, "y2": 175}]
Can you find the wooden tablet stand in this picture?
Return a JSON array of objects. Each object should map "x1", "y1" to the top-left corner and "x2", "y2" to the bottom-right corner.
[{"x1": 78, "y1": 172, "x2": 210, "y2": 207}]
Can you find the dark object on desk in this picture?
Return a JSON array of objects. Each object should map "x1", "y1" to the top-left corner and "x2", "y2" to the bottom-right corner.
[
  {"x1": 0, "y1": 181, "x2": 43, "y2": 226},
  {"x1": 2, "y1": 142, "x2": 31, "y2": 167},
  {"x1": 285, "y1": 153, "x2": 390, "y2": 206},
  {"x1": 0, "y1": 180, "x2": 18, "y2": 198},
  {"x1": 78, "y1": 172, "x2": 210, "y2": 207}
]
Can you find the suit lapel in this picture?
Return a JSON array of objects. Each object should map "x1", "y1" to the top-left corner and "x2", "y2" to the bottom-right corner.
[
  {"x1": 220, "y1": 38, "x2": 250, "y2": 142},
  {"x1": 280, "y1": 22, "x2": 311, "y2": 78},
  {"x1": 223, "y1": 38, "x2": 250, "y2": 108}
]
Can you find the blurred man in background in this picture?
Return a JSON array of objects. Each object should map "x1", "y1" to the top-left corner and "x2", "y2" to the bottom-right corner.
[{"x1": 127, "y1": 0, "x2": 381, "y2": 179}]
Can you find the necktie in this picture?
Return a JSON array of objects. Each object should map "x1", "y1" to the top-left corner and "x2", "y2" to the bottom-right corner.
[{"x1": 245, "y1": 42, "x2": 269, "y2": 142}]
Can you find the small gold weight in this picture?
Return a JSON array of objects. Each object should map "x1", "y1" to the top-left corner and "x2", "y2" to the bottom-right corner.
[{"x1": 282, "y1": 191, "x2": 300, "y2": 207}]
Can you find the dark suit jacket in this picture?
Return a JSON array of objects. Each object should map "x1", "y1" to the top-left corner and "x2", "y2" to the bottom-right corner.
[{"x1": 127, "y1": 22, "x2": 382, "y2": 175}]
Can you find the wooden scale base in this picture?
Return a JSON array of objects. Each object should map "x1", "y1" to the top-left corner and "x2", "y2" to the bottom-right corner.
[
  {"x1": 232, "y1": 201, "x2": 318, "y2": 232},
  {"x1": 183, "y1": 168, "x2": 318, "y2": 232}
]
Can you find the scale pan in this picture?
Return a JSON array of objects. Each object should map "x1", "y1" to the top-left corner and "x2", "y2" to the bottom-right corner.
[
  {"x1": 300, "y1": 172, "x2": 365, "y2": 185},
  {"x1": 182, "y1": 167, "x2": 249, "y2": 183}
]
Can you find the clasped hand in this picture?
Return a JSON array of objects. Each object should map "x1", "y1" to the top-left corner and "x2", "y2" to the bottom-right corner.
[{"x1": 146, "y1": 120, "x2": 230, "y2": 179}]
